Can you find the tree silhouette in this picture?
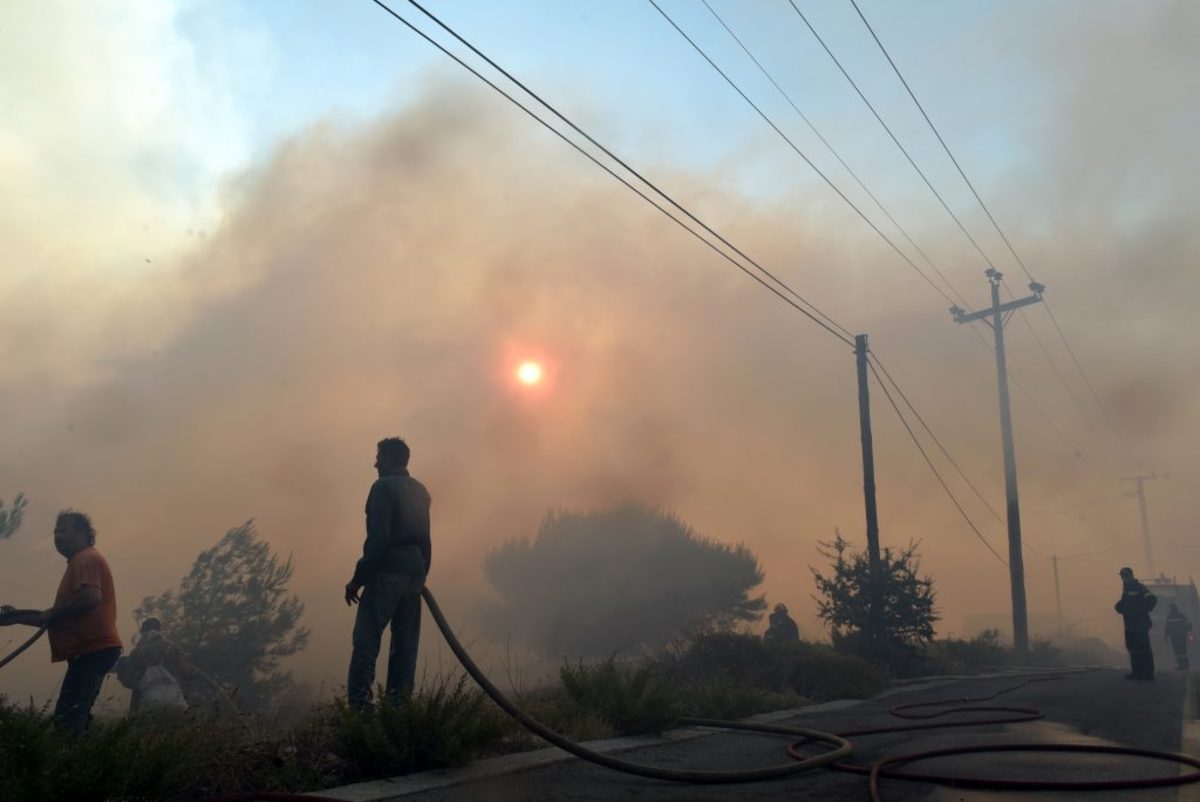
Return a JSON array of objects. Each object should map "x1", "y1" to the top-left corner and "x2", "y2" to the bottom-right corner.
[
  {"x1": 484, "y1": 504, "x2": 766, "y2": 657},
  {"x1": 811, "y1": 531, "x2": 938, "y2": 663},
  {"x1": 0, "y1": 494, "x2": 27, "y2": 540},
  {"x1": 135, "y1": 521, "x2": 309, "y2": 709}
]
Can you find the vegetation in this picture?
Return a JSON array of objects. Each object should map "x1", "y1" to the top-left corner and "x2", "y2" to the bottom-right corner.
[
  {"x1": 652, "y1": 631, "x2": 883, "y2": 707},
  {"x1": 484, "y1": 504, "x2": 767, "y2": 657},
  {"x1": 0, "y1": 678, "x2": 506, "y2": 802},
  {"x1": 0, "y1": 628, "x2": 885, "y2": 800},
  {"x1": 0, "y1": 493, "x2": 26, "y2": 540},
  {"x1": 811, "y1": 532, "x2": 938, "y2": 668},
  {"x1": 134, "y1": 521, "x2": 310, "y2": 710},
  {"x1": 922, "y1": 628, "x2": 1124, "y2": 675}
]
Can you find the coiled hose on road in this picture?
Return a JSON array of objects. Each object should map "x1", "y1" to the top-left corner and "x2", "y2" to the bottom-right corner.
[{"x1": 5, "y1": 590, "x2": 1200, "y2": 801}]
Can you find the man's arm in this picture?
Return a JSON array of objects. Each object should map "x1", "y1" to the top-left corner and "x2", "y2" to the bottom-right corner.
[
  {"x1": 30, "y1": 585, "x2": 101, "y2": 627},
  {"x1": 418, "y1": 489, "x2": 431, "y2": 574},
  {"x1": 346, "y1": 480, "x2": 393, "y2": 602}
]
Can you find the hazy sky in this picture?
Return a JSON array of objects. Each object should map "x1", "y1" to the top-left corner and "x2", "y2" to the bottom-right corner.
[{"x1": 2, "y1": 0, "x2": 1198, "y2": 703}]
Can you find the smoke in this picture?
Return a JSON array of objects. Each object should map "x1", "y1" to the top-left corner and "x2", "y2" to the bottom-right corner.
[{"x1": 2, "y1": 1, "x2": 1198, "y2": 701}]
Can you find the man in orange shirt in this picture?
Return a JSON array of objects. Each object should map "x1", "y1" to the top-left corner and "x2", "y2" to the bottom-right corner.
[{"x1": 12, "y1": 510, "x2": 123, "y2": 734}]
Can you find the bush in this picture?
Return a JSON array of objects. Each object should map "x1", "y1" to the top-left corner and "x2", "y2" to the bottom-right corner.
[
  {"x1": 921, "y1": 629, "x2": 1124, "y2": 675},
  {"x1": 652, "y1": 631, "x2": 883, "y2": 709},
  {"x1": 0, "y1": 678, "x2": 508, "y2": 802},
  {"x1": 811, "y1": 532, "x2": 938, "y2": 666},
  {"x1": 558, "y1": 657, "x2": 678, "y2": 734},
  {"x1": 336, "y1": 676, "x2": 507, "y2": 777},
  {"x1": 923, "y1": 629, "x2": 1009, "y2": 675},
  {"x1": 484, "y1": 505, "x2": 766, "y2": 657}
]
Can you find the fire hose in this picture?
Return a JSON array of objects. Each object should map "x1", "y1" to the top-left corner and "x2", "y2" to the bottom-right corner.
[
  {"x1": 4, "y1": 590, "x2": 1200, "y2": 801},
  {"x1": 0, "y1": 607, "x2": 46, "y2": 671}
]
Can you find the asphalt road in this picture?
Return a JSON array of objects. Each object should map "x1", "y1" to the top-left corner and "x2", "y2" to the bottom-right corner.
[{"x1": 402, "y1": 668, "x2": 1194, "y2": 802}]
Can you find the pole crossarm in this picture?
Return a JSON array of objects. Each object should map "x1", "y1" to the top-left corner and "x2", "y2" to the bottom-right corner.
[{"x1": 951, "y1": 292, "x2": 1043, "y2": 325}]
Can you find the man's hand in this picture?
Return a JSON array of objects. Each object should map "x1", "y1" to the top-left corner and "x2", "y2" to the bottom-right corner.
[
  {"x1": 344, "y1": 582, "x2": 362, "y2": 607},
  {"x1": 3, "y1": 609, "x2": 50, "y2": 627}
]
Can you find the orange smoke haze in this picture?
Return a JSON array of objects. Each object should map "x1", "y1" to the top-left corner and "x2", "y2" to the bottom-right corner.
[{"x1": 2, "y1": 4, "x2": 1199, "y2": 702}]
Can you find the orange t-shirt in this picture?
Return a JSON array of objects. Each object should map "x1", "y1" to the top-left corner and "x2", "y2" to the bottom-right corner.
[{"x1": 48, "y1": 547, "x2": 123, "y2": 662}]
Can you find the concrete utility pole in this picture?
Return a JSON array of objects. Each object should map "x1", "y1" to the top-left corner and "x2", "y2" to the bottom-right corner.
[
  {"x1": 1121, "y1": 473, "x2": 1159, "y2": 578},
  {"x1": 854, "y1": 334, "x2": 882, "y2": 654},
  {"x1": 950, "y1": 269, "x2": 1044, "y2": 652}
]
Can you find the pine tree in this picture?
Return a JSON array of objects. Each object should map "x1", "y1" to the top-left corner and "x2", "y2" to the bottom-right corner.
[{"x1": 136, "y1": 521, "x2": 309, "y2": 709}]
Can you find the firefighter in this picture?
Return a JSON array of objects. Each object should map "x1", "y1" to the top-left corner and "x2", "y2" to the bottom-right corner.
[
  {"x1": 1114, "y1": 566, "x2": 1156, "y2": 680},
  {"x1": 763, "y1": 603, "x2": 800, "y2": 644},
  {"x1": 1164, "y1": 602, "x2": 1192, "y2": 671}
]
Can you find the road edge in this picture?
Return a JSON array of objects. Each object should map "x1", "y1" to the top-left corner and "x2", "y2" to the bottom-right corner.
[{"x1": 305, "y1": 668, "x2": 1083, "y2": 801}]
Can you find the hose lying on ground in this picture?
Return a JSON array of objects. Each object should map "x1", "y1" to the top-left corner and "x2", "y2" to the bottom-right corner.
[
  {"x1": 421, "y1": 587, "x2": 853, "y2": 782},
  {"x1": 6, "y1": 590, "x2": 1200, "y2": 801},
  {"x1": 799, "y1": 672, "x2": 1200, "y2": 800}
]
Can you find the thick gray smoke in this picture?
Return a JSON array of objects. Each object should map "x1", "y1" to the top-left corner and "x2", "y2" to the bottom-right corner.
[{"x1": 1, "y1": 2, "x2": 1198, "y2": 703}]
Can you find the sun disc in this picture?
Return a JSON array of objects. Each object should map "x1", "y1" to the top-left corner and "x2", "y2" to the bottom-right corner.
[{"x1": 517, "y1": 361, "x2": 543, "y2": 385}]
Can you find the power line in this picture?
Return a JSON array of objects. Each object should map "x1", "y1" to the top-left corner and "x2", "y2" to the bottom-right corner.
[
  {"x1": 796, "y1": 0, "x2": 1113, "y2": 473},
  {"x1": 646, "y1": 0, "x2": 957, "y2": 307},
  {"x1": 367, "y1": 0, "x2": 855, "y2": 345},
  {"x1": 869, "y1": 353, "x2": 1003, "y2": 525},
  {"x1": 847, "y1": 0, "x2": 1131, "y2": 465},
  {"x1": 866, "y1": 357, "x2": 1007, "y2": 565},
  {"x1": 1004, "y1": 281, "x2": 1098, "y2": 434},
  {"x1": 870, "y1": 351, "x2": 1049, "y2": 559},
  {"x1": 787, "y1": 0, "x2": 992, "y2": 273},
  {"x1": 846, "y1": 0, "x2": 1018, "y2": 275},
  {"x1": 698, "y1": 0, "x2": 958, "y2": 307},
  {"x1": 657, "y1": 0, "x2": 1109, "y2": 497},
  {"x1": 1042, "y1": 298, "x2": 1137, "y2": 460}
]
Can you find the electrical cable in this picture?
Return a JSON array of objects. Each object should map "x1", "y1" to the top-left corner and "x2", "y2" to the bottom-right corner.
[
  {"x1": 421, "y1": 587, "x2": 852, "y2": 782},
  {"x1": 868, "y1": 353, "x2": 1004, "y2": 525},
  {"x1": 682, "y1": 0, "x2": 1101, "y2": 488},
  {"x1": 786, "y1": 0, "x2": 1111, "y2": 472},
  {"x1": 646, "y1": 0, "x2": 956, "y2": 307},
  {"x1": 787, "y1": 0, "x2": 993, "y2": 270},
  {"x1": 387, "y1": 0, "x2": 1104, "y2": 496},
  {"x1": 11, "y1": 594, "x2": 1200, "y2": 800},
  {"x1": 372, "y1": 0, "x2": 855, "y2": 346},
  {"x1": 1043, "y1": 297, "x2": 1138, "y2": 459},
  {"x1": 847, "y1": 0, "x2": 1131, "y2": 465},
  {"x1": 868, "y1": 352, "x2": 1050, "y2": 559},
  {"x1": 865, "y1": 358, "x2": 1008, "y2": 564},
  {"x1": 698, "y1": 0, "x2": 963, "y2": 307}
]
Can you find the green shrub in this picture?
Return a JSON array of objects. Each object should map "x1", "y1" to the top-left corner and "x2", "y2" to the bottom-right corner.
[
  {"x1": 0, "y1": 678, "x2": 507, "y2": 802},
  {"x1": 558, "y1": 657, "x2": 678, "y2": 734},
  {"x1": 683, "y1": 677, "x2": 805, "y2": 720},
  {"x1": 651, "y1": 632, "x2": 882, "y2": 706},
  {"x1": 781, "y1": 642, "x2": 884, "y2": 700},
  {"x1": 334, "y1": 676, "x2": 507, "y2": 777},
  {"x1": 923, "y1": 629, "x2": 1010, "y2": 675}
]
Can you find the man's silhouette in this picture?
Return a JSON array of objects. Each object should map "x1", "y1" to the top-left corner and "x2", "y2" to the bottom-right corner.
[{"x1": 344, "y1": 437, "x2": 432, "y2": 708}]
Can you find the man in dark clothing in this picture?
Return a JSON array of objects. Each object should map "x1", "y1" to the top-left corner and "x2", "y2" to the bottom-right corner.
[
  {"x1": 1164, "y1": 602, "x2": 1192, "y2": 671},
  {"x1": 763, "y1": 603, "x2": 800, "y2": 645},
  {"x1": 1114, "y1": 566, "x2": 1156, "y2": 680},
  {"x1": 345, "y1": 437, "x2": 432, "y2": 708}
]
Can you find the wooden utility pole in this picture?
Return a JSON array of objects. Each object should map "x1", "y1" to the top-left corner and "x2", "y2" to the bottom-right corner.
[
  {"x1": 1052, "y1": 553, "x2": 1063, "y2": 630},
  {"x1": 1121, "y1": 473, "x2": 1158, "y2": 578},
  {"x1": 855, "y1": 335, "x2": 882, "y2": 654},
  {"x1": 950, "y1": 269, "x2": 1044, "y2": 652}
]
